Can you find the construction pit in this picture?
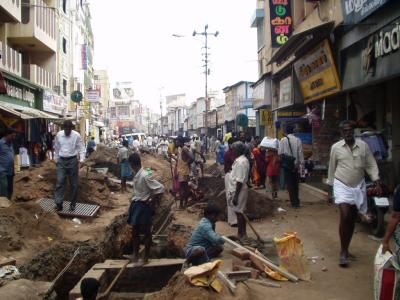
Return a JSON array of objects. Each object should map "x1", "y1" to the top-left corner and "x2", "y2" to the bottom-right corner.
[{"x1": 0, "y1": 146, "x2": 276, "y2": 300}]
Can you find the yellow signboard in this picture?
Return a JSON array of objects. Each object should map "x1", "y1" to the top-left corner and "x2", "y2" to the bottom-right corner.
[
  {"x1": 294, "y1": 39, "x2": 341, "y2": 104},
  {"x1": 260, "y1": 109, "x2": 273, "y2": 127}
]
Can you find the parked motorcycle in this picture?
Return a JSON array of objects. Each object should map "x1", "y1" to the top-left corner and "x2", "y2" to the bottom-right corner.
[{"x1": 366, "y1": 182, "x2": 390, "y2": 238}]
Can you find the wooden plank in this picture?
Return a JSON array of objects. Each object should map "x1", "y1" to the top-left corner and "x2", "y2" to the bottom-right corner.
[
  {"x1": 222, "y1": 236, "x2": 299, "y2": 282},
  {"x1": 247, "y1": 278, "x2": 281, "y2": 288},
  {"x1": 217, "y1": 271, "x2": 236, "y2": 295},
  {"x1": 93, "y1": 258, "x2": 185, "y2": 270}
]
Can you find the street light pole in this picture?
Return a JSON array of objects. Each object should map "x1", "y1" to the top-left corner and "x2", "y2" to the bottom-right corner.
[{"x1": 193, "y1": 24, "x2": 219, "y2": 152}]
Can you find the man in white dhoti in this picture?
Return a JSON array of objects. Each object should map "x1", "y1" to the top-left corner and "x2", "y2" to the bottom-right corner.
[
  {"x1": 327, "y1": 120, "x2": 381, "y2": 267},
  {"x1": 227, "y1": 141, "x2": 250, "y2": 239}
]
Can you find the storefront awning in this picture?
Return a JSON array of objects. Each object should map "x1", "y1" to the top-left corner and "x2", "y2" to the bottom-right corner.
[
  {"x1": 0, "y1": 102, "x2": 59, "y2": 119},
  {"x1": 269, "y1": 21, "x2": 335, "y2": 65}
]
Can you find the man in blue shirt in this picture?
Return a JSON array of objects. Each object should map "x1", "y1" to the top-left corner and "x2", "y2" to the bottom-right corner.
[
  {"x1": 185, "y1": 204, "x2": 225, "y2": 266},
  {"x1": 0, "y1": 128, "x2": 16, "y2": 199}
]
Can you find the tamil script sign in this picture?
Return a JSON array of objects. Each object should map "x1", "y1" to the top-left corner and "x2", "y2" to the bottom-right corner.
[
  {"x1": 342, "y1": 0, "x2": 392, "y2": 24},
  {"x1": 294, "y1": 39, "x2": 341, "y2": 103},
  {"x1": 278, "y1": 76, "x2": 292, "y2": 109},
  {"x1": 269, "y1": 0, "x2": 292, "y2": 47}
]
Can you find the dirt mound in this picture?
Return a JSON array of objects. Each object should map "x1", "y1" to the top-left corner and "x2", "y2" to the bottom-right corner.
[
  {"x1": 165, "y1": 224, "x2": 193, "y2": 257},
  {"x1": 13, "y1": 160, "x2": 113, "y2": 207},
  {"x1": 198, "y1": 177, "x2": 275, "y2": 220},
  {"x1": 0, "y1": 279, "x2": 51, "y2": 300},
  {"x1": 146, "y1": 272, "x2": 251, "y2": 300},
  {"x1": 0, "y1": 202, "x2": 65, "y2": 254},
  {"x1": 86, "y1": 144, "x2": 120, "y2": 177}
]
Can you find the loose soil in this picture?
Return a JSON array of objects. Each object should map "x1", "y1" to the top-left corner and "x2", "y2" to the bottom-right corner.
[
  {"x1": 146, "y1": 272, "x2": 251, "y2": 300},
  {"x1": 199, "y1": 176, "x2": 275, "y2": 220}
]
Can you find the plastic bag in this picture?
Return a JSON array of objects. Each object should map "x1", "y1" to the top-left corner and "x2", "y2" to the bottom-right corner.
[{"x1": 274, "y1": 232, "x2": 311, "y2": 281}]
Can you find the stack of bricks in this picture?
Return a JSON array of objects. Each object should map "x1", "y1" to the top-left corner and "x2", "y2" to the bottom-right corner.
[{"x1": 230, "y1": 248, "x2": 262, "y2": 280}]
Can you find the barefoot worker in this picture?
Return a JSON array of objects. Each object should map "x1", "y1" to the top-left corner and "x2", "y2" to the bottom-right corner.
[
  {"x1": 53, "y1": 120, "x2": 85, "y2": 212},
  {"x1": 127, "y1": 153, "x2": 164, "y2": 264},
  {"x1": 185, "y1": 204, "x2": 224, "y2": 266}
]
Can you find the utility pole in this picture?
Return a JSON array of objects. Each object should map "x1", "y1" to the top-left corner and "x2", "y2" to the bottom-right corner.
[{"x1": 193, "y1": 24, "x2": 219, "y2": 152}]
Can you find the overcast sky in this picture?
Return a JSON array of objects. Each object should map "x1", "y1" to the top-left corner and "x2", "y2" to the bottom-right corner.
[{"x1": 91, "y1": 0, "x2": 258, "y2": 113}]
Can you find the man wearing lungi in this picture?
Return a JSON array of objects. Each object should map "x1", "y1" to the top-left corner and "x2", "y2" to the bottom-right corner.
[
  {"x1": 227, "y1": 141, "x2": 250, "y2": 239},
  {"x1": 328, "y1": 120, "x2": 381, "y2": 267},
  {"x1": 127, "y1": 153, "x2": 165, "y2": 264}
]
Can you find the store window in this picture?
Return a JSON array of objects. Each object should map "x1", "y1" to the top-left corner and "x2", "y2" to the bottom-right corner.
[{"x1": 21, "y1": 0, "x2": 30, "y2": 24}]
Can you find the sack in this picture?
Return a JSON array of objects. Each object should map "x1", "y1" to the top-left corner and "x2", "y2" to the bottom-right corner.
[
  {"x1": 274, "y1": 232, "x2": 311, "y2": 281},
  {"x1": 281, "y1": 154, "x2": 296, "y2": 171}
]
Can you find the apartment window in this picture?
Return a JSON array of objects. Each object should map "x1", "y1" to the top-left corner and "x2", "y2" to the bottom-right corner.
[
  {"x1": 21, "y1": 0, "x2": 30, "y2": 24},
  {"x1": 63, "y1": 79, "x2": 67, "y2": 96},
  {"x1": 62, "y1": 38, "x2": 67, "y2": 54},
  {"x1": 94, "y1": 75, "x2": 99, "y2": 80},
  {"x1": 257, "y1": 20, "x2": 265, "y2": 50},
  {"x1": 62, "y1": 0, "x2": 67, "y2": 13}
]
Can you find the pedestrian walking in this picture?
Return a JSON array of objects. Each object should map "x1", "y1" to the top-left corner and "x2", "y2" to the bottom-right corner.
[
  {"x1": 279, "y1": 125, "x2": 304, "y2": 208},
  {"x1": 0, "y1": 128, "x2": 16, "y2": 199},
  {"x1": 53, "y1": 120, "x2": 85, "y2": 212},
  {"x1": 226, "y1": 141, "x2": 250, "y2": 239},
  {"x1": 266, "y1": 147, "x2": 280, "y2": 200},
  {"x1": 127, "y1": 152, "x2": 164, "y2": 264},
  {"x1": 252, "y1": 136, "x2": 266, "y2": 189},
  {"x1": 224, "y1": 137, "x2": 237, "y2": 226},
  {"x1": 327, "y1": 120, "x2": 381, "y2": 267},
  {"x1": 117, "y1": 140, "x2": 132, "y2": 193}
]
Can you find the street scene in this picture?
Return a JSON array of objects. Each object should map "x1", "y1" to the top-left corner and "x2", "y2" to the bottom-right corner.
[{"x1": 0, "y1": 0, "x2": 399, "y2": 299}]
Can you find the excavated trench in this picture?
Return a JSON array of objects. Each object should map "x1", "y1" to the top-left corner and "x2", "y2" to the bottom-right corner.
[{"x1": 18, "y1": 204, "x2": 187, "y2": 300}]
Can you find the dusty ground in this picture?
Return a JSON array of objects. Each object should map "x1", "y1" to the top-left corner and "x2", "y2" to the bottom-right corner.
[
  {"x1": 0, "y1": 152, "x2": 380, "y2": 299},
  {"x1": 173, "y1": 188, "x2": 379, "y2": 300}
]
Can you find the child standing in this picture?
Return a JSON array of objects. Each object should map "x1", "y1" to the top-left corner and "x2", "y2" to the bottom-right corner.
[{"x1": 266, "y1": 147, "x2": 280, "y2": 200}]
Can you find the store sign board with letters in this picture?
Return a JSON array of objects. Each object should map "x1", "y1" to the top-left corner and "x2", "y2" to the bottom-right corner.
[
  {"x1": 341, "y1": 0, "x2": 392, "y2": 24},
  {"x1": 269, "y1": 0, "x2": 293, "y2": 47},
  {"x1": 294, "y1": 39, "x2": 341, "y2": 103}
]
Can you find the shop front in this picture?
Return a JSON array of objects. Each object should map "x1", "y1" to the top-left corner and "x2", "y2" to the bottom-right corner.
[
  {"x1": 252, "y1": 75, "x2": 273, "y2": 138},
  {"x1": 339, "y1": 1, "x2": 400, "y2": 185},
  {"x1": 0, "y1": 70, "x2": 59, "y2": 168}
]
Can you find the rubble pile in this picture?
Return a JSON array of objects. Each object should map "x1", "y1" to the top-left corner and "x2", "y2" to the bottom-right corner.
[
  {"x1": 13, "y1": 160, "x2": 113, "y2": 207},
  {"x1": 199, "y1": 177, "x2": 275, "y2": 221},
  {"x1": 0, "y1": 202, "x2": 64, "y2": 255}
]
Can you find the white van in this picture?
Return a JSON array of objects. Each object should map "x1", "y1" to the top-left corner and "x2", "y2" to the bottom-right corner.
[{"x1": 122, "y1": 132, "x2": 147, "y2": 142}]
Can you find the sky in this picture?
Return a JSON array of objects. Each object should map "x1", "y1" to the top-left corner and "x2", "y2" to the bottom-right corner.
[{"x1": 90, "y1": 0, "x2": 258, "y2": 113}]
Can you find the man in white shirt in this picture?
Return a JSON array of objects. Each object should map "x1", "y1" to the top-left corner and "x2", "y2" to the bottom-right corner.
[
  {"x1": 53, "y1": 120, "x2": 85, "y2": 212},
  {"x1": 227, "y1": 141, "x2": 250, "y2": 239},
  {"x1": 279, "y1": 125, "x2": 304, "y2": 208},
  {"x1": 127, "y1": 152, "x2": 164, "y2": 264}
]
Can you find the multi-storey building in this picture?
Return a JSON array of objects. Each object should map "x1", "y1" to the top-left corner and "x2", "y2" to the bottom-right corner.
[{"x1": 252, "y1": 0, "x2": 400, "y2": 183}]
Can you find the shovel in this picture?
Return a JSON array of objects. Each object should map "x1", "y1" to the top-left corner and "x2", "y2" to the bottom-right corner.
[{"x1": 243, "y1": 214, "x2": 265, "y2": 243}]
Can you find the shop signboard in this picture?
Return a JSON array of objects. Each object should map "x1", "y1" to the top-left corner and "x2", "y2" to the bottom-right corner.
[
  {"x1": 5, "y1": 80, "x2": 35, "y2": 107},
  {"x1": 341, "y1": 0, "x2": 392, "y2": 24},
  {"x1": 81, "y1": 44, "x2": 88, "y2": 70},
  {"x1": 87, "y1": 89, "x2": 100, "y2": 103},
  {"x1": 294, "y1": 39, "x2": 341, "y2": 103},
  {"x1": 260, "y1": 109, "x2": 273, "y2": 127},
  {"x1": 269, "y1": 0, "x2": 293, "y2": 47},
  {"x1": 342, "y1": 16, "x2": 400, "y2": 90},
  {"x1": 277, "y1": 76, "x2": 292, "y2": 109},
  {"x1": 43, "y1": 90, "x2": 67, "y2": 115}
]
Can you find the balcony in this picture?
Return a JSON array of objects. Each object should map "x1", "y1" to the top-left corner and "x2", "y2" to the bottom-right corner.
[
  {"x1": 0, "y1": 0, "x2": 21, "y2": 22},
  {"x1": 0, "y1": 41, "x2": 22, "y2": 76},
  {"x1": 8, "y1": 0, "x2": 56, "y2": 52},
  {"x1": 22, "y1": 64, "x2": 55, "y2": 90}
]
